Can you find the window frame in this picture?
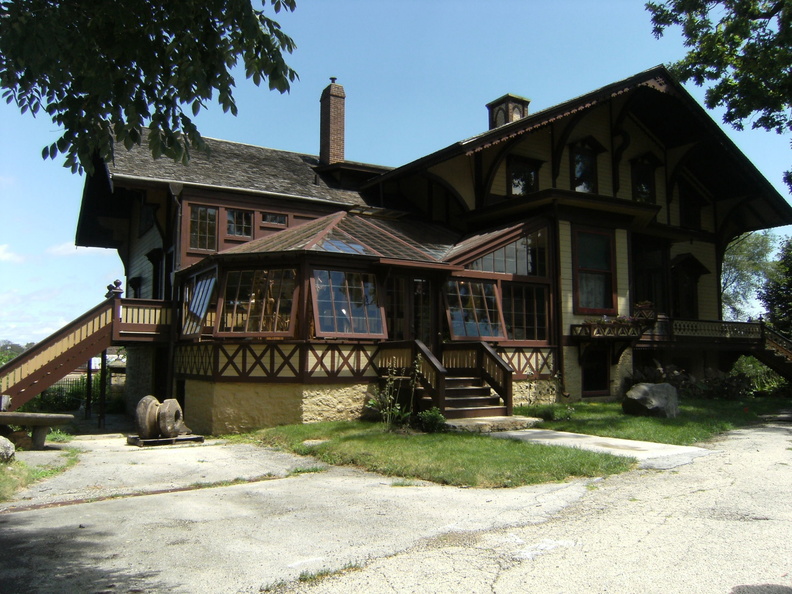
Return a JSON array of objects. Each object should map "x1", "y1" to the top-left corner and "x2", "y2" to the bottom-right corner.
[
  {"x1": 310, "y1": 268, "x2": 387, "y2": 339},
  {"x1": 507, "y1": 156, "x2": 542, "y2": 197},
  {"x1": 181, "y1": 272, "x2": 217, "y2": 338},
  {"x1": 189, "y1": 205, "x2": 218, "y2": 251},
  {"x1": 569, "y1": 137, "x2": 603, "y2": 194},
  {"x1": 572, "y1": 227, "x2": 617, "y2": 316},
  {"x1": 630, "y1": 154, "x2": 659, "y2": 204},
  {"x1": 443, "y1": 278, "x2": 507, "y2": 340},
  {"x1": 217, "y1": 268, "x2": 299, "y2": 337},
  {"x1": 226, "y1": 208, "x2": 253, "y2": 238}
]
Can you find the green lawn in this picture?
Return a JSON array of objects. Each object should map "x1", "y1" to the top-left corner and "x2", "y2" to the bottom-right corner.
[
  {"x1": 515, "y1": 397, "x2": 791, "y2": 445},
  {"x1": 252, "y1": 421, "x2": 634, "y2": 488}
]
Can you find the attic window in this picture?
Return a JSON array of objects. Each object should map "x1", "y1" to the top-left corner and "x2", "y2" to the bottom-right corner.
[
  {"x1": 570, "y1": 138, "x2": 604, "y2": 194},
  {"x1": 262, "y1": 212, "x2": 288, "y2": 227},
  {"x1": 631, "y1": 154, "x2": 660, "y2": 204},
  {"x1": 507, "y1": 156, "x2": 542, "y2": 197}
]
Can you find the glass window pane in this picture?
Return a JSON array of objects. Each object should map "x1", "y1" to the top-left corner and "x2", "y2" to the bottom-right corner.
[
  {"x1": 312, "y1": 269, "x2": 384, "y2": 336},
  {"x1": 578, "y1": 232, "x2": 610, "y2": 270}
]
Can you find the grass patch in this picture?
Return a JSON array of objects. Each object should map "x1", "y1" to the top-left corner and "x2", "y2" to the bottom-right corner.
[
  {"x1": 515, "y1": 398, "x2": 790, "y2": 445},
  {"x1": 0, "y1": 447, "x2": 81, "y2": 501},
  {"x1": 251, "y1": 421, "x2": 633, "y2": 488}
]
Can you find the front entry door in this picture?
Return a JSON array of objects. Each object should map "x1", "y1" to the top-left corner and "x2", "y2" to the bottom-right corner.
[{"x1": 385, "y1": 275, "x2": 434, "y2": 349}]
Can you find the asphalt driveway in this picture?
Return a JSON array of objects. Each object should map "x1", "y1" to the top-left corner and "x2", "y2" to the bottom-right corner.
[{"x1": 2, "y1": 412, "x2": 790, "y2": 593}]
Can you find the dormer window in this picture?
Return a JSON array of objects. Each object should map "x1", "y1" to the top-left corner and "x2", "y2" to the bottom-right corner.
[
  {"x1": 631, "y1": 153, "x2": 661, "y2": 204},
  {"x1": 507, "y1": 156, "x2": 542, "y2": 197},
  {"x1": 570, "y1": 138, "x2": 604, "y2": 194}
]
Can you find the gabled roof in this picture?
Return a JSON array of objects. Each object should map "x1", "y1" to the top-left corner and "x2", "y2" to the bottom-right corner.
[
  {"x1": 363, "y1": 64, "x2": 792, "y2": 239},
  {"x1": 364, "y1": 65, "x2": 681, "y2": 187},
  {"x1": 108, "y1": 136, "x2": 373, "y2": 207}
]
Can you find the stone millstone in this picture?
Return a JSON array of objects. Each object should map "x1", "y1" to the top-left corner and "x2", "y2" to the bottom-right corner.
[
  {"x1": 623, "y1": 382, "x2": 679, "y2": 418},
  {"x1": 135, "y1": 395, "x2": 161, "y2": 439},
  {"x1": 157, "y1": 399, "x2": 186, "y2": 438}
]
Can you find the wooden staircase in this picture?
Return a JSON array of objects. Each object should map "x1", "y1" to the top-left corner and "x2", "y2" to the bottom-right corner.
[
  {"x1": 0, "y1": 298, "x2": 171, "y2": 411},
  {"x1": 378, "y1": 340, "x2": 513, "y2": 420},
  {"x1": 753, "y1": 326, "x2": 792, "y2": 380},
  {"x1": 419, "y1": 373, "x2": 507, "y2": 419}
]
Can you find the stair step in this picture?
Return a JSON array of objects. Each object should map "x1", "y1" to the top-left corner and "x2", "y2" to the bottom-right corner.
[{"x1": 443, "y1": 406, "x2": 508, "y2": 420}]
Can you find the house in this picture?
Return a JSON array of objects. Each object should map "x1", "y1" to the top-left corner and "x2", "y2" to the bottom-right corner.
[{"x1": 4, "y1": 65, "x2": 792, "y2": 434}]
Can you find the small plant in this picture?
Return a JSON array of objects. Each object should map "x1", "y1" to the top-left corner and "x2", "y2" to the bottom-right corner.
[
  {"x1": 368, "y1": 355, "x2": 422, "y2": 431},
  {"x1": 416, "y1": 407, "x2": 446, "y2": 433}
]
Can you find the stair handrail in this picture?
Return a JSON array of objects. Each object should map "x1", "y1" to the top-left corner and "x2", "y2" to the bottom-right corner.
[
  {"x1": 377, "y1": 340, "x2": 446, "y2": 412},
  {"x1": 762, "y1": 324, "x2": 792, "y2": 360},
  {"x1": 478, "y1": 341, "x2": 514, "y2": 416},
  {"x1": 0, "y1": 298, "x2": 116, "y2": 396}
]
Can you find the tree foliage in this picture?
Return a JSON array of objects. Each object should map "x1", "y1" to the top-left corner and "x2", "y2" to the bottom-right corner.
[
  {"x1": 721, "y1": 231, "x2": 772, "y2": 320},
  {"x1": 647, "y1": 0, "x2": 792, "y2": 188},
  {"x1": 758, "y1": 236, "x2": 792, "y2": 334},
  {"x1": 0, "y1": 0, "x2": 298, "y2": 173},
  {"x1": 0, "y1": 340, "x2": 33, "y2": 366}
]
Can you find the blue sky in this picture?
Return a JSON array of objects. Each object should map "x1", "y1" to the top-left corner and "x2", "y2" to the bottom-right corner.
[{"x1": 1, "y1": 0, "x2": 789, "y2": 344}]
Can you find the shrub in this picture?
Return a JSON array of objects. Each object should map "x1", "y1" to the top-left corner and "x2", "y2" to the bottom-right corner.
[
  {"x1": 416, "y1": 407, "x2": 446, "y2": 433},
  {"x1": 625, "y1": 365, "x2": 753, "y2": 401}
]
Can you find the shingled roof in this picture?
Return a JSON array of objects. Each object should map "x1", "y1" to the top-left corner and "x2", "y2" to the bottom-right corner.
[
  {"x1": 108, "y1": 136, "x2": 371, "y2": 207},
  {"x1": 215, "y1": 211, "x2": 460, "y2": 264}
]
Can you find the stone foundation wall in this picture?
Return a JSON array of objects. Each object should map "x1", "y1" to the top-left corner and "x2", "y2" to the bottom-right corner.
[
  {"x1": 512, "y1": 378, "x2": 559, "y2": 406},
  {"x1": 302, "y1": 383, "x2": 372, "y2": 423}
]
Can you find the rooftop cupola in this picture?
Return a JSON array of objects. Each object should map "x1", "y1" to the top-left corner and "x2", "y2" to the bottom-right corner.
[
  {"x1": 486, "y1": 93, "x2": 531, "y2": 129},
  {"x1": 320, "y1": 77, "x2": 346, "y2": 165}
]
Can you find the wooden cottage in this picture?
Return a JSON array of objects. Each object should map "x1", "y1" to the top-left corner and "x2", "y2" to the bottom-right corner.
[{"x1": 4, "y1": 66, "x2": 792, "y2": 434}]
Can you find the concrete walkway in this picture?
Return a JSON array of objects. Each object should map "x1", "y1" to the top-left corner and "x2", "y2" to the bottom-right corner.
[{"x1": 447, "y1": 415, "x2": 714, "y2": 469}]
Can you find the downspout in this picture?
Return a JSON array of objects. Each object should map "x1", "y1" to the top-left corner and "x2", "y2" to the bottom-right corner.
[{"x1": 165, "y1": 182, "x2": 184, "y2": 401}]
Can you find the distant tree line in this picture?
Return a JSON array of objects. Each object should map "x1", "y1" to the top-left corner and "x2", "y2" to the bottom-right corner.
[{"x1": 0, "y1": 340, "x2": 34, "y2": 366}]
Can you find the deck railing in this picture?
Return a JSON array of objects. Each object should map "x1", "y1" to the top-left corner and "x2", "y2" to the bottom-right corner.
[{"x1": 114, "y1": 299, "x2": 173, "y2": 341}]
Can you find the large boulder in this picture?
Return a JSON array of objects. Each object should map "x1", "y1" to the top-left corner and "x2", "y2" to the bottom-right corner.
[
  {"x1": 0, "y1": 435, "x2": 14, "y2": 463},
  {"x1": 623, "y1": 382, "x2": 679, "y2": 418}
]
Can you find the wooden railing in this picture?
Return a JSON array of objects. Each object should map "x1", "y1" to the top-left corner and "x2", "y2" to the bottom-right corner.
[
  {"x1": 763, "y1": 326, "x2": 792, "y2": 360},
  {"x1": 114, "y1": 299, "x2": 173, "y2": 341},
  {"x1": 0, "y1": 300, "x2": 115, "y2": 399},
  {"x1": 671, "y1": 319, "x2": 762, "y2": 340},
  {"x1": 0, "y1": 298, "x2": 172, "y2": 409},
  {"x1": 377, "y1": 340, "x2": 447, "y2": 412}
]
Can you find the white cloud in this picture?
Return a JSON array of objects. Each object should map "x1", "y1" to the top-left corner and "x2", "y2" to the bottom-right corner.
[
  {"x1": 0, "y1": 244, "x2": 24, "y2": 263},
  {"x1": 0, "y1": 175, "x2": 15, "y2": 189},
  {"x1": 46, "y1": 243, "x2": 117, "y2": 257}
]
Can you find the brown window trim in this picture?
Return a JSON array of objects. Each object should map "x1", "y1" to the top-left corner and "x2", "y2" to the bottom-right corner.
[
  {"x1": 572, "y1": 227, "x2": 617, "y2": 316},
  {"x1": 310, "y1": 268, "x2": 388, "y2": 340}
]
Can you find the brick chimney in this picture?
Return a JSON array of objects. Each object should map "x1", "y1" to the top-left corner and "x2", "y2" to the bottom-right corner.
[
  {"x1": 320, "y1": 78, "x2": 345, "y2": 165},
  {"x1": 486, "y1": 93, "x2": 530, "y2": 129}
]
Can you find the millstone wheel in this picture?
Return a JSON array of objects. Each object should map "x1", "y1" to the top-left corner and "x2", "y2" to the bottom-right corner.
[
  {"x1": 135, "y1": 395, "x2": 161, "y2": 439},
  {"x1": 157, "y1": 399, "x2": 184, "y2": 438}
]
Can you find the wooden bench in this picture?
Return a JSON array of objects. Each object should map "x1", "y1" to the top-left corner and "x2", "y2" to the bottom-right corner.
[{"x1": 0, "y1": 412, "x2": 75, "y2": 449}]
